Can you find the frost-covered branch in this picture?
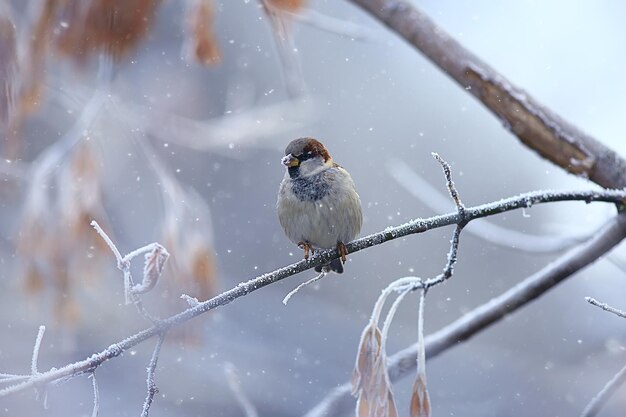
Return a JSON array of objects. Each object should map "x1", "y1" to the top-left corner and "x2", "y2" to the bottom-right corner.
[
  {"x1": 1, "y1": 189, "x2": 626, "y2": 399},
  {"x1": 91, "y1": 372, "x2": 99, "y2": 417},
  {"x1": 585, "y1": 297, "x2": 626, "y2": 320},
  {"x1": 388, "y1": 158, "x2": 594, "y2": 253},
  {"x1": 305, "y1": 212, "x2": 626, "y2": 417},
  {"x1": 579, "y1": 298, "x2": 626, "y2": 417},
  {"x1": 141, "y1": 333, "x2": 165, "y2": 417},
  {"x1": 30, "y1": 325, "x2": 45, "y2": 376},
  {"x1": 347, "y1": 0, "x2": 626, "y2": 190},
  {"x1": 224, "y1": 363, "x2": 259, "y2": 417},
  {"x1": 580, "y1": 363, "x2": 626, "y2": 417},
  {"x1": 91, "y1": 221, "x2": 168, "y2": 320}
]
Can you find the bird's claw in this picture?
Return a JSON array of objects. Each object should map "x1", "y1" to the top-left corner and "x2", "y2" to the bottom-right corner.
[
  {"x1": 298, "y1": 241, "x2": 314, "y2": 260},
  {"x1": 337, "y1": 242, "x2": 348, "y2": 264}
]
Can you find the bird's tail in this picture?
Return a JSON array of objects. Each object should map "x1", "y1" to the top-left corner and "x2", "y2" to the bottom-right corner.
[{"x1": 315, "y1": 258, "x2": 344, "y2": 274}]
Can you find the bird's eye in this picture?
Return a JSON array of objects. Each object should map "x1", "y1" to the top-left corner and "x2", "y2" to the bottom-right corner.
[{"x1": 298, "y1": 151, "x2": 314, "y2": 161}]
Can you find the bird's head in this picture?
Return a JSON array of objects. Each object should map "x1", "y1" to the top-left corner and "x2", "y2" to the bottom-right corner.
[{"x1": 282, "y1": 137, "x2": 333, "y2": 178}]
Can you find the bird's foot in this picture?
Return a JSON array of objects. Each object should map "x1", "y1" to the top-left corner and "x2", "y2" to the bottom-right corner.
[
  {"x1": 298, "y1": 241, "x2": 314, "y2": 260},
  {"x1": 337, "y1": 242, "x2": 348, "y2": 264}
]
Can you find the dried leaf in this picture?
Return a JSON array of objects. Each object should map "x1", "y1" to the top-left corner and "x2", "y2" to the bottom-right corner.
[
  {"x1": 410, "y1": 375, "x2": 431, "y2": 417},
  {"x1": 188, "y1": 239, "x2": 217, "y2": 299},
  {"x1": 411, "y1": 289, "x2": 431, "y2": 417},
  {"x1": 57, "y1": 0, "x2": 160, "y2": 62},
  {"x1": 187, "y1": 0, "x2": 220, "y2": 65},
  {"x1": 23, "y1": 263, "x2": 45, "y2": 294},
  {"x1": 352, "y1": 324, "x2": 382, "y2": 395},
  {"x1": 267, "y1": 0, "x2": 305, "y2": 12},
  {"x1": 386, "y1": 390, "x2": 399, "y2": 417},
  {"x1": 19, "y1": 0, "x2": 59, "y2": 114},
  {"x1": 133, "y1": 243, "x2": 169, "y2": 295},
  {"x1": 0, "y1": 9, "x2": 17, "y2": 128},
  {"x1": 54, "y1": 292, "x2": 81, "y2": 326},
  {"x1": 352, "y1": 322, "x2": 399, "y2": 417},
  {"x1": 356, "y1": 394, "x2": 369, "y2": 417}
]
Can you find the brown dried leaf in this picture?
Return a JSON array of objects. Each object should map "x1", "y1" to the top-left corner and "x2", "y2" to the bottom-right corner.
[
  {"x1": 0, "y1": 9, "x2": 17, "y2": 128},
  {"x1": 20, "y1": 0, "x2": 59, "y2": 114},
  {"x1": 352, "y1": 324, "x2": 382, "y2": 395},
  {"x1": 57, "y1": 0, "x2": 160, "y2": 62},
  {"x1": 267, "y1": 0, "x2": 305, "y2": 12},
  {"x1": 356, "y1": 393, "x2": 369, "y2": 417},
  {"x1": 410, "y1": 375, "x2": 431, "y2": 417},
  {"x1": 23, "y1": 263, "x2": 45, "y2": 294},
  {"x1": 188, "y1": 240, "x2": 217, "y2": 299},
  {"x1": 386, "y1": 390, "x2": 399, "y2": 417},
  {"x1": 59, "y1": 143, "x2": 108, "y2": 245},
  {"x1": 133, "y1": 243, "x2": 169, "y2": 295},
  {"x1": 352, "y1": 322, "x2": 399, "y2": 417},
  {"x1": 187, "y1": 0, "x2": 221, "y2": 65},
  {"x1": 54, "y1": 292, "x2": 81, "y2": 326}
]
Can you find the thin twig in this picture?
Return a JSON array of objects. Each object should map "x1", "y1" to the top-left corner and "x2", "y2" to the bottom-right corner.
[
  {"x1": 424, "y1": 225, "x2": 462, "y2": 289},
  {"x1": 283, "y1": 271, "x2": 326, "y2": 305},
  {"x1": 31, "y1": 325, "x2": 45, "y2": 376},
  {"x1": 1, "y1": 190, "x2": 626, "y2": 398},
  {"x1": 0, "y1": 375, "x2": 29, "y2": 384},
  {"x1": 387, "y1": 158, "x2": 594, "y2": 253},
  {"x1": 380, "y1": 285, "x2": 414, "y2": 354},
  {"x1": 141, "y1": 333, "x2": 166, "y2": 417},
  {"x1": 432, "y1": 153, "x2": 464, "y2": 215},
  {"x1": 91, "y1": 221, "x2": 161, "y2": 322},
  {"x1": 181, "y1": 294, "x2": 200, "y2": 307},
  {"x1": 90, "y1": 221, "x2": 123, "y2": 267},
  {"x1": 585, "y1": 297, "x2": 626, "y2": 319},
  {"x1": 424, "y1": 154, "x2": 465, "y2": 289},
  {"x1": 580, "y1": 363, "x2": 626, "y2": 417},
  {"x1": 224, "y1": 363, "x2": 259, "y2": 417},
  {"x1": 91, "y1": 372, "x2": 99, "y2": 417},
  {"x1": 123, "y1": 243, "x2": 162, "y2": 265},
  {"x1": 304, "y1": 212, "x2": 626, "y2": 417},
  {"x1": 287, "y1": 8, "x2": 380, "y2": 42}
]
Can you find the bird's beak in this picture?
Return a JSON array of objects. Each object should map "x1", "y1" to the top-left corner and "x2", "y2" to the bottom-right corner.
[{"x1": 281, "y1": 154, "x2": 299, "y2": 167}]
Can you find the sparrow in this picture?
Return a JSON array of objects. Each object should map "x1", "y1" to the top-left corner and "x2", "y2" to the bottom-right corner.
[{"x1": 277, "y1": 137, "x2": 362, "y2": 273}]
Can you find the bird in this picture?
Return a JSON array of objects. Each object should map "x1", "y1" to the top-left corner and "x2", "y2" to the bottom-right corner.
[{"x1": 277, "y1": 137, "x2": 362, "y2": 273}]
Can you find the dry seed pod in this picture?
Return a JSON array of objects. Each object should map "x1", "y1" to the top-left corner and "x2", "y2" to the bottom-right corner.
[
  {"x1": 186, "y1": 237, "x2": 217, "y2": 300},
  {"x1": 186, "y1": 0, "x2": 220, "y2": 65},
  {"x1": 56, "y1": 0, "x2": 160, "y2": 62},
  {"x1": 267, "y1": 0, "x2": 305, "y2": 12},
  {"x1": 351, "y1": 324, "x2": 382, "y2": 395},
  {"x1": 132, "y1": 244, "x2": 169, "y2": 295},
  {"x1": 0, "y1": 8, "x2": 17, "y2": 128},
  {"x1": 352, "y1": 323, "x2": 399, "y2": 417},
  {"x1": 410, "y1": 375, "x2": 431, "y2": 417}
]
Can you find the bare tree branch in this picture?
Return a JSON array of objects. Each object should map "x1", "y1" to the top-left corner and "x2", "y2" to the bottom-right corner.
[
  {"x1": 586, "y1": 297, "x2": 626, "y2": 320},
  {"x1": 90, "y1": 372, "x2": 99, "y2": 417},
  {"x1": 141, "y1": 333, "x2": 165, "y2": 417},
  {"x1": 348, "y1": 0, "x2": 626, "y2": 190},
  {"x1": 0, "y1": 189, "x2": 625, "y2": 398},
  {"x1": 388, "y1": 158, "x2": 595, "y2": 253},
  {"x1": 30, "y1": 326, "x2": 45, "y2": 376},
  {"x1": 580, "y1": 363, "x2": 626, "y2": 417},
  {"x1": 305, "y1": 212, "x2": 626, "y2": 417},
  {"x1": 580, "y1": 298, "x2": 626, "y2": 417},
  {"x1": 224, "y1": 362, "x2": 259, "y2": 417}
]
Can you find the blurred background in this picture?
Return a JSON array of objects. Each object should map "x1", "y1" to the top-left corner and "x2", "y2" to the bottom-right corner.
[{"x1": 1, "y1": 1, "x2": 625, "y2": 416}]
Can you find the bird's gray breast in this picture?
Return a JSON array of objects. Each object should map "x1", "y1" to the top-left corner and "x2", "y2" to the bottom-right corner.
[{"x1": 290, "y1": 173, "x2": 331, "y2": 202}]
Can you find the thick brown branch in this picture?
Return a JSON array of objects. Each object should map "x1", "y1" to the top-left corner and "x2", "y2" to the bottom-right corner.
[{"x1": 348, "y1": 0, "x2": 626, "y2": 189}]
